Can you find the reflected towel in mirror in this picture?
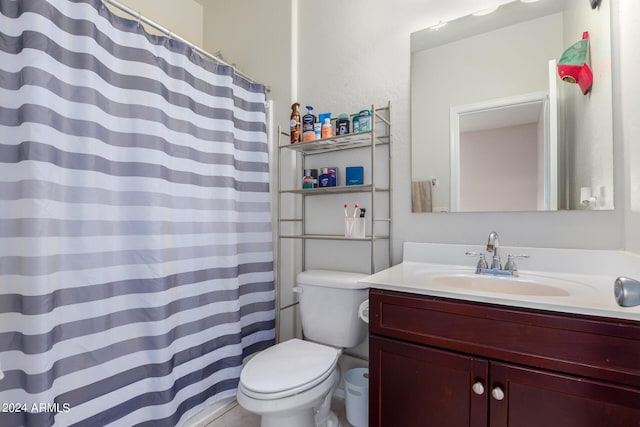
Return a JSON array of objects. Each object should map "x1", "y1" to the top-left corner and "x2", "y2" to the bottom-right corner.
[{"x1": 412, "y1": 180, "x2": 432, "y2": 213}]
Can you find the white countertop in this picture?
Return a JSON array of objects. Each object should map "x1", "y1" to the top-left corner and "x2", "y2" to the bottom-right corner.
[{"x1": 360, "y1": 243, "x2": 640, "y2": 322}]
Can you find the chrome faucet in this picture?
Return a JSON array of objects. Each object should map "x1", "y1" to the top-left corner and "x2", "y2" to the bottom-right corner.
[
  {"x1": 466, "y1": 232, "x2": 530, "y2": 277},
  {"x1": 486, "y1": 231, "x2": 501, "y2": 270}
]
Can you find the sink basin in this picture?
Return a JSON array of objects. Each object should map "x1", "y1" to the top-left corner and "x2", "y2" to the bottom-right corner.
[{"x1": 432, "y1": 274, "x2": 571, "y2": 297}]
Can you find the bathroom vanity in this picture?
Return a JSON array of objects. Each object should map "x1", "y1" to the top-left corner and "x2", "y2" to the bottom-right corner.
[{"x1": 362, "y1": 243, "x2": 640, "y2": 427}]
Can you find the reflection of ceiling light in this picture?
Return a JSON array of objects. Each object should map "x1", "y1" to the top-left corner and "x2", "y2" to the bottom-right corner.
[
  {"x1": 472, "y1": 6, "x2": 499, "y2": 16},
  {"x1": 520, "y1": 0, "x2": 541, "y2": 3},
  {"x1": 429, "y1": 21, "x2": 448, "y2": 31}
]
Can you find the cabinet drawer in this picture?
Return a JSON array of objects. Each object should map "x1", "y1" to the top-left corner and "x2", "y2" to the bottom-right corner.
[{"x1": 370, "y1": 289, "x2": 640, "y2": 388}]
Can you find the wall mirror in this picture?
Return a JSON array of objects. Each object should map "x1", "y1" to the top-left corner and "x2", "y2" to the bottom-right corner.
[{"x1": 410, "y1": 0, "x2": 613, "y2": 213}]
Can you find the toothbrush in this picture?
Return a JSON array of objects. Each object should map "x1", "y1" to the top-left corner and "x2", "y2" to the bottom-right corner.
[
  {"x1": 353, "y1": 203, "x2": 359, "y2": 218},
  {"x1": 344, "y1": 203, "x2": 349, "y2": 217}
]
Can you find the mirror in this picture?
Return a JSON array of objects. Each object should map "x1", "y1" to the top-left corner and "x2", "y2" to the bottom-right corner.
[{"x1": 410, "y1": 0, "x2": 613, "y2": 213}]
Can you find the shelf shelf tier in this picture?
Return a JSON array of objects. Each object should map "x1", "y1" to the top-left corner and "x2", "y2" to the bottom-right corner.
[
  {"x1": 278, "y1": 106, "x2": 390, "y2": 154},
  {"x1": 280, "y1": 184, "x2": 389, "y2": 195},
  {"x1": 279, "y1": 130, "x2": 390, "y2": 154},
  {"x1": 279, "y1": 234, "x2": 391, "y2": 241}
]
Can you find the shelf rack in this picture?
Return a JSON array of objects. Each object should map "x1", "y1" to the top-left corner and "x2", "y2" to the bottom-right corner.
[{"x1": 276, "y1": 102, "x2": 392, "y2": 275}]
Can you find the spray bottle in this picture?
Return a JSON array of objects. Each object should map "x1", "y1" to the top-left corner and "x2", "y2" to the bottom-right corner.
[{"x1": 290, "y1": 102, "x2": 301, "y2": 143}]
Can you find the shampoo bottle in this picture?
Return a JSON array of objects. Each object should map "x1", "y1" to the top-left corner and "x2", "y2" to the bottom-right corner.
[{"x1": 290, "y1": 102, "x2": 301, "y2": 144}]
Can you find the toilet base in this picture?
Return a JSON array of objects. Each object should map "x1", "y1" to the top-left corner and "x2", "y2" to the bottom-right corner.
[
  {"x1": 237, "y1": 369, "x2": 340, "y2": 427},
  {"x1": 259, "y1": 408, "x2": 315, "y2": 427}
]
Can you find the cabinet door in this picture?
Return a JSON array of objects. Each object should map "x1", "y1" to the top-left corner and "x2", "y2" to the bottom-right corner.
[
  {"x1": 370, "y1": 336, "x2": 489, "y2": 427},
  {"x1": 490, "y1": 362, "x2": 640, "y2": 427}
]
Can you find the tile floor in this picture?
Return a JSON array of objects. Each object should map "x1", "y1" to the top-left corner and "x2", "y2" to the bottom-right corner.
[{"x1": 206, "y1": 397, "x2": 352, "y2": 427}]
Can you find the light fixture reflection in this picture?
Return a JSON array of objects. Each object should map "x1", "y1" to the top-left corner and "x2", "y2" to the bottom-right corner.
[{"x1": 472, "y1": 6, "x2": 499, "y2": 17}]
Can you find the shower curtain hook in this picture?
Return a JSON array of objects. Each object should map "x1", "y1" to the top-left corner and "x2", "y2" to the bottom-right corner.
[{"x1": 136, "y1": 11, "x2": 142, "y2": 27}]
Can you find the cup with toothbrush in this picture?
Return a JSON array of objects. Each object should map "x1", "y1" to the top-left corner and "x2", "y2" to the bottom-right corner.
[
  {"x1": 354, "y1": 206, "x2": 365, "y2": 239},
  {"x1": 344, "y1": 203, "x2": 362, "y2": 238},
  {"x1": 344, "y1": 203, "x2": 355, "y2": 238}
]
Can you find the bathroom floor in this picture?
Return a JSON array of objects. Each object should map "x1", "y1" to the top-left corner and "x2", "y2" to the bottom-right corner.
[{"x1": 206, "y1": 397, "x2": 352, "y2": 427}]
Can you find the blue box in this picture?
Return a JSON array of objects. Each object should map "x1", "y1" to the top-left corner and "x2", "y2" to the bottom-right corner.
[
  {"x1": 346, "y1": 166, "x2": 364, "y2": 186},
  {"x1": 318, "y1": 167, "x2": 338, "y2": 187}
]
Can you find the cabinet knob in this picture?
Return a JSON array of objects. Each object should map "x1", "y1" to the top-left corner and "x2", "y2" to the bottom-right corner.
[
  {"x1": 491, "y1": 387, "x2": 505, "y2": 401},
  {"x1": 472, "y1": 382, "x2": 485, "y2": 395}
]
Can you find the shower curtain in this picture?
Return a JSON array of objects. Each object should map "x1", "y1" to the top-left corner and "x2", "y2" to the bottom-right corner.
[{"x1": 0, "y1": 0, "x2": 275, "y2": 426}]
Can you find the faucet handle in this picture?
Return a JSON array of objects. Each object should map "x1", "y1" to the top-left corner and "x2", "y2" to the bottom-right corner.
[
  {"x1": 504, "y1": 254, "x2": 530, "y2": 276},
  {"x1": 466, "y1": 251, "x2": 488, "y2": 274}
]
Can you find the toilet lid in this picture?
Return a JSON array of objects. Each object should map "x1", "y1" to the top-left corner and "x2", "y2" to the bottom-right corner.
[{"x1": 240, "y1": 339, "x2": 340, "y2": 399}]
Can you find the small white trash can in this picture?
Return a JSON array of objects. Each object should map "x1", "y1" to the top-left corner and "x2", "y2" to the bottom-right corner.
[{"x1": 344, "y1": 368, "x2": 369, "y2": 427}]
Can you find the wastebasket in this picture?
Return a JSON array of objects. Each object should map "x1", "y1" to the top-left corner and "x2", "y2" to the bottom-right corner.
[{"x1": 344, "y1": 368, "x2": 369, "y2": 427}]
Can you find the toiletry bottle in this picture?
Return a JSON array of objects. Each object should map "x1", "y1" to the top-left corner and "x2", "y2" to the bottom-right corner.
[
  {"x1": 314, "y1": 117, "x2": 321, "y2": 140},
  {"x1": 290, "y1": 102, "x2": 301, "y2": 143},
  {"x1": 358, "y1": 109, "x2": 372, "y2": 132},
  {"x1": 302, "y1": 169, "x2": 317, "y2": 189},
  {"x1": 352, "y1": 114, "x2": 360, "y2": 133},
  {"x1": 321, "y1": 117, "x2": 333, "y2": 139},
  {"x1": 336, "y1": 114, "x2": 350, "y2": 135},
  {"x1": 302, "y1": 106, "x2": 316, "y2": 142}
]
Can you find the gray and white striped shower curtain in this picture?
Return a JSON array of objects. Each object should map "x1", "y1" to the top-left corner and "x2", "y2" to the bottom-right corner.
[{"x1": 0, "y1": 0, "x2": 275, "y2": 425}]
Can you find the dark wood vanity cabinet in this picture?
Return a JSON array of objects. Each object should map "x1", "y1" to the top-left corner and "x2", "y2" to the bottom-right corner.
[{"x1": 369, "y1": 289, "x2": 640, "y2": 427}]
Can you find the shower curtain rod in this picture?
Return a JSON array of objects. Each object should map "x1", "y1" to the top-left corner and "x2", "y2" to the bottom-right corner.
[{"x1": 101, "y1": 0, "x2": 270, "y2": 91}]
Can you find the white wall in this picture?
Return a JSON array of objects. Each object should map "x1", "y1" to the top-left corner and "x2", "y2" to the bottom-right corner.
[
  {"x1": 297, "y1": 0, "x2": 625, "y2": 262},
  {"x1": 111, "y1": 0, "x2": 203, "y2": 47},
  {"x1": 562, "y1": 0, "x2": 614, "y2": 210},
  {"x1": 620, "y1": 0, "x2": 640, "y2": 252}
]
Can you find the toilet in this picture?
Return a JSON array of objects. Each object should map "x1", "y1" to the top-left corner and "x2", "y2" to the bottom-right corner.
[{"x1": 237, "y1": 269, "x2": 369, "y2": 427}]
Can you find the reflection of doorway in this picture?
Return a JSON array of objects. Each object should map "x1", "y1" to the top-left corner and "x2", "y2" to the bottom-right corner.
[{"x1": 450, "y1": 92, "x2": 557, "y2": 212}]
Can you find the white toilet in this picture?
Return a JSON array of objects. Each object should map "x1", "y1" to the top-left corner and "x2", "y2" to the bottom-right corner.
[{"x1": 236, "y1": 269, "x2": 369, "y2": 427}]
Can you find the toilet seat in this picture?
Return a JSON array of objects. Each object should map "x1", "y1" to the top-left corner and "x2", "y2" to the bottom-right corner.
[{"x1": 239, "y1": 339, "x2": 340, "y2": 400}]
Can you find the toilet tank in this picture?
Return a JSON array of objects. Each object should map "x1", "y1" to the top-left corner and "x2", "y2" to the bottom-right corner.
[{"x1": 296, "y1": 270, "x2": 369, "y2": 348}]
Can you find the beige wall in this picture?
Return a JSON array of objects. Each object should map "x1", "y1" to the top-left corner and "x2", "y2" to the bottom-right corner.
[
  {"x1": 108, "y1": 0, "x2": 204, "y2": 47},
  {"x1": 200, "y1": 0, "x2": 293, "y2": 133},
  {"x1": 460, "y1": 124, "x2": 540, "y2": 212},
  {"x1": 199, "y1": 0, "x2": 298, "y2": 342}
]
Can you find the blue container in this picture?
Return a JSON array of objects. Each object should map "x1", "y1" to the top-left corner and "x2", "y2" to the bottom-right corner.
[
  {"x1": 346, "y1": 166, "x2": 364, "y2": 186},
  {"x1": 318, "y1": 167, "x2": 337, "y2": 187}
]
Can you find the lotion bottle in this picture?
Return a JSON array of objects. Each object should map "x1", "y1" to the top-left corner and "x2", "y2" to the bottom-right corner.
[
  {"x1": 321, "y1": 117, "x2": 333, "y2": 139},
  {"x1": 302, "y1": 106, "x2": 316, "y2": 142}
]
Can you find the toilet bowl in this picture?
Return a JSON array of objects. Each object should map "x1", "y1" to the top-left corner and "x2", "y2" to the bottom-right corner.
[
  {"x1": 236, "y1": 270, "x2": 369, "y2": 427},
  {"x1": 237, "y1": 339, "x2": 341, "y2": 427}
]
